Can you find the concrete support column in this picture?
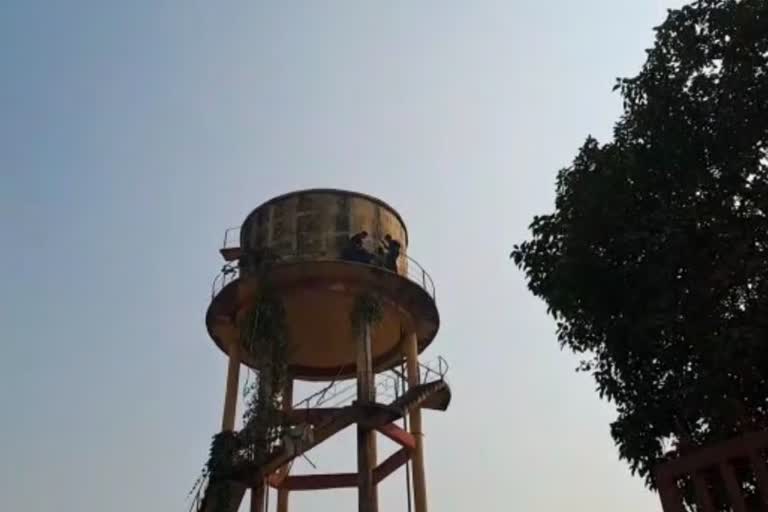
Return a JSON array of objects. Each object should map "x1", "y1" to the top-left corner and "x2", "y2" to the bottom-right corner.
[
  {"x1": 357, "y1": 321, "x2": 378, "y2": 512},
  {"x1": 221, "y1": 338, "x2": 242, "y2": 431},
  {"x1": 370, "y1": 426, "x2": 378, "y2": 497},
  {"x1": 404, "y1": 332, "x2": 427, "y2": 512},
  {"x1": 277, "y1": 378, "x2": 294, "y2": 512},
  {"x1": 250, "y1": 482, "x2": 265, "y2": 512}
]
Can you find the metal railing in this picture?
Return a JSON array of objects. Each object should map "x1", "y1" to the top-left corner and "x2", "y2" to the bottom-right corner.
[
  {"x1": 222, "y1": 226, "x2": 240, "y2": 249},
  {"x1": 419, "y1": 355, "x2": 449, "y2": 385},
  {"x1": 402, "y1": 254, "x2": 436, "y2": 299},
  {"x1": 210, "y1": 228, "x2": 436, "y2": 300},
  {"x1": 291, "y1": 356, "x2": 449, "y2": 412},
  {"x1": 186, "y1": 356, "x2": 448, "y2": 512},
  {"x1": 210, "y1": 262, "x2": 239, "y2": 299}
]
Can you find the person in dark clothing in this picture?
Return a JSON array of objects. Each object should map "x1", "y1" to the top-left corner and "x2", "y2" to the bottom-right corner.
[
  {"x1": 349, "y1": 230, "x2": 368, "y2": 249},
  {"x1": 375, "y1": 245, "x2": 386, "y2": 267},
  {"x1": 383, "y1": 234, "x2": 401, "y2": 272},
  {"x1": 343, "y1": 231, "x2": 373, "y2": 263}
]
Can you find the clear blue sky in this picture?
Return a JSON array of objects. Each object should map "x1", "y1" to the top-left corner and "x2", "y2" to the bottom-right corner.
[{"x1": 1, "y1": 1, "x2": 686, "y2": 511}]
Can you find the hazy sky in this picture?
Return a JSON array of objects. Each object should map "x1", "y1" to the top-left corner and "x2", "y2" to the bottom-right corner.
[{"x1": 1, "y1": 1, "x2": 688, "y2": 511}]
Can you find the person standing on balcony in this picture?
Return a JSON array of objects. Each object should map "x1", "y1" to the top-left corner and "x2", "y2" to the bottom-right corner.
[
  {"x1": 342, "y1": 231, "x2": 373, "y2": 264},
  {"x1": 383, "y1": 234, "x2": 401, "y2": 272}
]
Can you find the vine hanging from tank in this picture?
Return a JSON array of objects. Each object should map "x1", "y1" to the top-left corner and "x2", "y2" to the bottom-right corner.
[
  {"x1": 192, "y1": 275, "x2": 291, "y2": 512},
  {"x1": 350, "y1": 292, "x2": 383, "y2": 335},
  {"x1": 238, "y1": 284, "x2": 290, "y2": 466}
]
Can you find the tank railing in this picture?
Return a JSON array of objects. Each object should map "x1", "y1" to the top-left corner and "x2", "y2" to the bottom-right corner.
[
  {"x1": 210, "y1": 261, "x2": 239, "y2": 299},
  {"x1": 210, "y1": 249, "x2": 436, "y2": 301},
  {"x1": 402, "y1": 253, "x2": 436, "y2": 299},
  {"x1": 222, "y1": 226, "x2": 241, "y2": 249},
  {"x1": 214, "y1": 224, "x2": 436, "y2": 299},
  {"x1": 346, "y1": 236, "x2": 437, "y2": 299}
]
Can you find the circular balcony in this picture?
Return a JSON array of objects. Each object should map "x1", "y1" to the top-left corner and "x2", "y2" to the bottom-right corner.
[{"x1": 207, "y1": 228, "x2": 439, "y2": 381}]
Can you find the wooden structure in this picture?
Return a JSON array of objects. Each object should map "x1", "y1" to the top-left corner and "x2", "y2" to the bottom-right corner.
[
  {"x1": 197, "y1": 189, "x2": 450, "y2": 512},
  {"x1": 655, "y1": 430, "x2": 768, "y2": 512}
]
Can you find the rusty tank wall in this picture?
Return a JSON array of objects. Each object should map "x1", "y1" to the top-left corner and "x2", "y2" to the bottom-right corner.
[{"x1": 239, "y1": 189, "x2": 409, "y2": 274}]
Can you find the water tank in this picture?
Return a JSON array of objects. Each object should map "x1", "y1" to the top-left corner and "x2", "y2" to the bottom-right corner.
[{"x1": 206, "y1": 189, "x2": 438, "y2": 381}]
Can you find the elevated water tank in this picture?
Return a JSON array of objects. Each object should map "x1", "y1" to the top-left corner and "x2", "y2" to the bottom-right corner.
[{"x1": 206, "y1": 189, "x2": 438, "y2": 381}]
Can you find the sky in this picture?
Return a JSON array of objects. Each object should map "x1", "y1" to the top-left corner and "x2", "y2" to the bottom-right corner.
[{"x1": 0, "y1": 1, "x2": 688, "y2": 511}]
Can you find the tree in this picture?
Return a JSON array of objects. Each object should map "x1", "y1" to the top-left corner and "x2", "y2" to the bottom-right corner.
[{"x1": 511, "y1": 0, "x2": 768, "y2": 488}]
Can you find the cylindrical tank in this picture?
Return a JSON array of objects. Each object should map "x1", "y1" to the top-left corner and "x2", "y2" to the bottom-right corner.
[
  {"x1": 239, "y1": 189, "x2": 409, "y2": 273},
  {"x1": 206, "y1": 189, "x2": 438, "y2": 381}
]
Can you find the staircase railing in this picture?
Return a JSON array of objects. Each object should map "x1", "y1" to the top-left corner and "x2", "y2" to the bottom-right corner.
[
  {"x1": 291, "y1": 356, "x2": 449, "y2": 412},
  {"x1": 189, "y1": 356, "x2": 449, "y2": 512}
]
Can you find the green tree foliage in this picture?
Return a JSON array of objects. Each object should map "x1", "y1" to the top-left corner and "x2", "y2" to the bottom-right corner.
[{"x1": 511, "y1": 0, "x2": 768, "y2": 486}]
